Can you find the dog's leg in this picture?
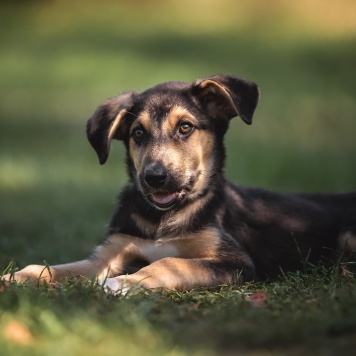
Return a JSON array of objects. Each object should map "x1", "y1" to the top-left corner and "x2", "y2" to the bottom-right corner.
[
  {"x1": 1, "y1": 259, "x2": 103, "y2": 284},
  {"x1": 102, "y1": 257, "x2": 254, "y2": 294},
  {"x1": 1, "y1": 234, "x2": 147, "y2": 284},
  {"x1": 100, "y1": 228, "x2": 257, "y2": 293}
]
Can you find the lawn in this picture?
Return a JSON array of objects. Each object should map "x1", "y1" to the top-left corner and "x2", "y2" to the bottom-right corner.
[{"x1": 0, "y1": 1, "x2": 356, "y2": 355}]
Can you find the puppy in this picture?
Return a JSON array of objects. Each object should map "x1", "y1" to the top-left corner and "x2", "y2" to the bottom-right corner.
[{"x1": 3, "y1": 75, "x2": 356, "y2": 293}]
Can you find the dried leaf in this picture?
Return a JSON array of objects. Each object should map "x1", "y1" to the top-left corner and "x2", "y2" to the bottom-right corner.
[
  {"x1": 246, "y1": 292, "x2": 267, "y2": 308},
  {"x1": 3, "y1": 320, "x2": 34, "y2": 345}
]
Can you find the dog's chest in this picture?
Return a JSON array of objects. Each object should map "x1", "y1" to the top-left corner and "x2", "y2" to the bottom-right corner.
[{"x1": 139, "y1": 239, "x2": 180, "y2": 262}]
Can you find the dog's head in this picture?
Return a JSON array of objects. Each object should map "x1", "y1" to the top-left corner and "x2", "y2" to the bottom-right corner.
[{"x1": 87, "y1": 74, "x2": 259, "y2": 211}]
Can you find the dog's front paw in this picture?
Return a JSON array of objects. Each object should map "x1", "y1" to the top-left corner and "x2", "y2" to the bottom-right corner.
[
  {"x1": 99, "y1": 277, "x2": 131, "y2": 296},
  {"x1": 1, "y1": 265, "x2": 52, "y2": 284}
]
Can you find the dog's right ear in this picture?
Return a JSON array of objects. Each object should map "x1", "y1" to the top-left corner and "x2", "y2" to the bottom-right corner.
[
  {"x1": 192, "y1": 74, "x2": 259, "y2": 125},
  {"x1": 86, "y1": 91, "x2": 137, "y2": 164}
]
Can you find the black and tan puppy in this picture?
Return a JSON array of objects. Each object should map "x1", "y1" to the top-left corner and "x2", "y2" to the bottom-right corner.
[{"x1": 3, "y1": 75, "x2": 356, "y2": 293}]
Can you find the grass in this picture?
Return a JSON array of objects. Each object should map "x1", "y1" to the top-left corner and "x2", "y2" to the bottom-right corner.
[
  {"x1": 1, "y1": 265, "x2": 356, "y2": 355},
  {"x1": 0, "y1": 0, "x2": 356, "y2": 354}
]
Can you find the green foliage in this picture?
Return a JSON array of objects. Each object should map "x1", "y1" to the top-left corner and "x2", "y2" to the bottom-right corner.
[{"x1": 0, "y1": 0, "x2": 355, "y2": 354}]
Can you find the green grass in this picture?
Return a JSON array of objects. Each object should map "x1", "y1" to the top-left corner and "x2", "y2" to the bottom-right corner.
[
  {"x1": 1, "y1": 0, "x2": 356, "y2": 354},
  {"x1": 1, "y1": 266, "x2": 356, "y2": 355}
]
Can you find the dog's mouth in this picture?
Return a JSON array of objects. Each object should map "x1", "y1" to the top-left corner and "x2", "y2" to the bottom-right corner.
[{"x1": 149, "y1": 191, "x2": 182, "y2": 210}]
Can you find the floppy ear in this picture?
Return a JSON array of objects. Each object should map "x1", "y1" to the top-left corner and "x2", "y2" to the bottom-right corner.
[
  {"x1": 192, "y1": 74, "x2": 259, "y2": 124},
  {"x1": 86, "y1": 91, "x2": 138, "y2": 164}
]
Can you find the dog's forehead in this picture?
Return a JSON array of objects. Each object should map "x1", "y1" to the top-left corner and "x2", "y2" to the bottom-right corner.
[
  {"x1": 141, "y1": 81, "x2": 191, "y2": 96},
  {"x1": 136, "y1": 81, "x2": 193, "y2": 118}
]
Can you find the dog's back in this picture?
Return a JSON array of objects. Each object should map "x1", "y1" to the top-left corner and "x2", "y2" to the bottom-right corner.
[{"x1": 223, "y1": 184, "x2": 356, "y2": 279}]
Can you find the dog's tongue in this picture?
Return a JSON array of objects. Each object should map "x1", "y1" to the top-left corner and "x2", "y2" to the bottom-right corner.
[{"x1": 151, "y1": 192, "x2": 177, "y2": 205}]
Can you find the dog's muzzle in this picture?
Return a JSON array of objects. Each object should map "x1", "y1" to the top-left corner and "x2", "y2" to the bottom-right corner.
[{"x1": 141, "y1": 162, "x2": 183, "y2": 210}]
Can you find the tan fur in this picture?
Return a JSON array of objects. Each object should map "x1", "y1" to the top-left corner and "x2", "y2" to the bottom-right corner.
[
  {"x1": 158, "y1": 191, "x2": 214, "y2": 237},
  {"x1": 197, "y1": 80, "x2": 238, "y2": 119},
  {"x1": 189, "y1": 130, "x2": 215, "y2": 197},
  {"x1": 131, "y1": 213, "x2": 158, "y2": 236},
  {"x1": 129, "y1": 139, "x2": 139, "y2": 172},
  {"x1": 111, "y1": 257, "x2": 218, "y2": 291},
  {"x1": 129, "y1": 110, "x2": 152, "y2": 172},
  {"x1": 3, "y1": 228, "x2": 220, "y2": 285},
  {"x1": 164, "y1": 106, "x2": 198, "y2": 131},
  {"x1": 135, "y1": 110, "x2": 152, "y2": 132},
  {"x1": 173, "y1": 227, "x2": 220, "y2": 258},
  {"x1": 108, "y1": 109, "x2": 128, "y2": 148},
  {"x1": 4, "y1": 260, "x2": 103, "y2": 284}
]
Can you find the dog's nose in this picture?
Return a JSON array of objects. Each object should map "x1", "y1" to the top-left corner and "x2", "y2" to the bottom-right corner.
[{"x1": 144, "y1": 164, "x2": 168, "y2": 188}]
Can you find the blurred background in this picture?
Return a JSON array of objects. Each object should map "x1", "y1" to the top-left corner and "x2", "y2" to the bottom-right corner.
[{"x1": 1, "y1": 0, "x2": 355, "y2": 267}]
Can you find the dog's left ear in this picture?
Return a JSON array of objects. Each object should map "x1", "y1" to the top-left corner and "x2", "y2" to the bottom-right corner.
[{"x1": 192, "y1": 74, "x2": 259, "y2": 124}]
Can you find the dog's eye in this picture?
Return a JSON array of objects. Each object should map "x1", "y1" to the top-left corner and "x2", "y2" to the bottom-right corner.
[
  {"x1": 179, "y1": 122, "x2": 194, "y2": 135},
  {"x1": 133, "y1": 129, "x2": 144, "y2": 140}
]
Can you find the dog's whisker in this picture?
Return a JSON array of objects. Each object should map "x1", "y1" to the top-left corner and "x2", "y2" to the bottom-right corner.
[{"x1": 125, "y1": 110, "x2": 139, "y2": 118}]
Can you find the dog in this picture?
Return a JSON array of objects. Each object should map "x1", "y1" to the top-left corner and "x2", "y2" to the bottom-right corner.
[{"x1": 3, "y1": 74, "x2": 356, "y2": 293}]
